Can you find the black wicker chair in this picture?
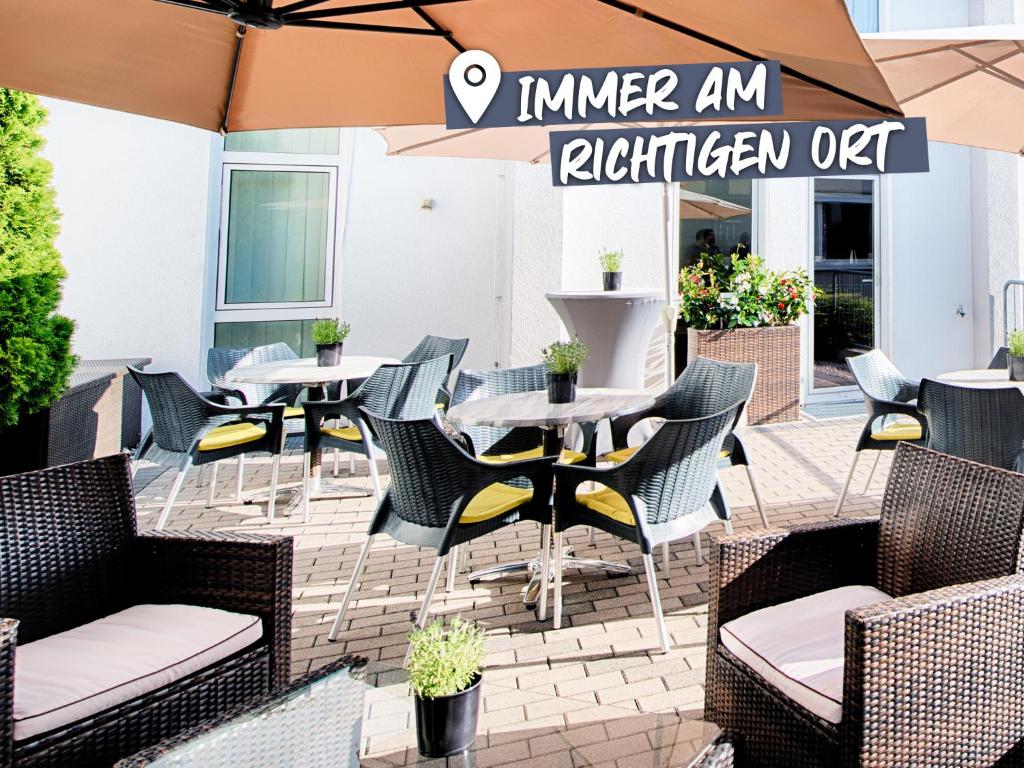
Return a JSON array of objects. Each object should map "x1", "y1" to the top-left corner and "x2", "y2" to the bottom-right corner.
[
  {"x1": 129, "y1": 368, "x2": 286, "y2": 527},
  {"x1": 553, "y1": 402, "x2": 741, "y2": 653},
  {"x1": 834, "y1": 350, "x2": 925, "y2": 516},
  {"x1": 706, "y1": 443, "x2": 1024, "y2": 767},
  {"x1": 608, "y1": 357, "x2": 767, "y2": 542},
  {"x1": 990, "y1": 346, "x2": 1010, "y2": 369},
  {"x1": 206, "y1": 343, "x2": 303, "y2": 412},
  {"x1": 326, "y1": 412, "x2": 555, "y2": 648},
  {"x1": 301, "y1": 356, "x2": 452, "y2": 520},
  {"x1": 402, "y1": 335, "x2": 469, "y2": 408},
  {"x1": 918, "y1": 378, "x2": 1024, "y2": 472},
  {"x1": 0, "y1": 454, "x2": 292, "y2": 768}
]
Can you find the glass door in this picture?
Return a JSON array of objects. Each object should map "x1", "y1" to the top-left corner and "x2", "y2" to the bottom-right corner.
[{"x1": 810, "y1": 177, "x2": 879, "y2": 394}]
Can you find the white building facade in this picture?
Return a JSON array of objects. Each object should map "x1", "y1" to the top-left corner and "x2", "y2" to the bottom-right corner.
[{"x1": 41, "y1": 0, "x2": 1024, "y2": 408}]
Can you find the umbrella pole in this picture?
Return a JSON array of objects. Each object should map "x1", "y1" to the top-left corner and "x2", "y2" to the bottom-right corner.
[{"x1": 661, "y1": 181, "x2": 679, "y2": 390}]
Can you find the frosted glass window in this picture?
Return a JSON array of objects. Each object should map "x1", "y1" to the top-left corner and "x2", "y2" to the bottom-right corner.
[
  {"x1": 214, "y1": 320, "x2": 316, "y2": 357},
  {"x1": 223, "y1": 170, "x2": 329, "y2": 304},
  {"x1": 844, "y1": 0, "x2": 878, "y2": 32},
  {"x1": 225, "y1": 128, "x2": 340, "y2": 154}
]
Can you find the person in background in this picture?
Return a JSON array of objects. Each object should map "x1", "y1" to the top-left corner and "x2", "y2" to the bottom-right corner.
[
  {"x1": 732, "y1": 231, "x2": 751, "y2": 259},
  {"x1": 683, "y1": 228, "x2": 721, "y2": 269}
]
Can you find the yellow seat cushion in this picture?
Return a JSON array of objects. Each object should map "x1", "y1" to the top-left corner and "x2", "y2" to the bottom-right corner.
[
  {"x1": 321, "y1": 425, "x2": 363, "y2": 442},
  {"x1": 870, "y1": 419, "x2": 922, "y2": 441},
  {"x1": 605, "y1": 446, "x2": 729, "y2": 463},
  {"x1": 197, "y1": 422, "x2": 267, "y2": 452},
  {"x1": 459, "y1": 483, "x2": 534, "y2": 524},
  {"x1": 284, "y1": 406, "x2": 305, "y2": 419},
  {"x1": 479, "y1": 446, "x2": 587, "y2": 465},
  {"x1": 576, "y1": 487, "x2": 635, "y2": 526}
]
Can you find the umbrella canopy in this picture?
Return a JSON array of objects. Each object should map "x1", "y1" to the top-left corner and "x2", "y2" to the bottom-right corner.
[
  {"x1": 863, "y1": 26, "x2": 1024, "y2": 154},
  {"x1": 1, "y1": 0, "x2": 900, "y2": 133},
  {"x1": 680, "y1": 190, "x2": 750, "y2": 220}
]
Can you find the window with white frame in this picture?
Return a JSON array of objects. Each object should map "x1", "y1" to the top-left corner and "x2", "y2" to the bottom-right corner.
[{"x1": 214, "y1": 128, "x2": 342, "y2": 355}]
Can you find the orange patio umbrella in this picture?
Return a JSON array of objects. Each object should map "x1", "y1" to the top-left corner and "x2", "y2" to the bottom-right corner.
[
  {"x1": 0, "y1": 0, "x2": 899, "y2": 133},
  {"x1": 863, "y1": 26, "x2": 1024, "y2": 155}
]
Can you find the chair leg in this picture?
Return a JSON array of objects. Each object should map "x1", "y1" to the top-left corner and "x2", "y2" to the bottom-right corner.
[
  {"x1": 723, "y1": 519, "x2": 734, "y2": 535},
  {"x1": 642, "y1": 552, "x2": 671, "y2": 654},
  {"x1": 588, "y1": 526, "x2": 595, "y2": 545},
  {"x1": 538, "y1": 524, "x2": 551, "y2": 622},
  {"x1": 328, "y1": 534, "x2": 375, "y2": 642},
  {"x1": 302, "y1": 452, "x2": 312, "y2": 524},
  {"x1": 267, "y1": 451, "x2": 281, "y2": 523},
  {"x1": 234, "y1": 453, "x2": 245, "y2": 503},
  {"x1": 349, "y1": 453, "x2": 356, "y2": 475},
  {"x1": 662, "y1": 541, "x2": 671, "y2": 577},
  {"x1": 692, "y1": 532, "x2": 704, "y2": 566},
  {"x1": 552, "y1": 532, "x2": 564, "y2": 630},
  {"x1": 863, "y1": 451, "x2": 882, "y2": 493},
  {"x1": 206, "y1": 461, "x2": 219, "y2": 508},
  {"x1": 745, "y1": 465, "x2": 770, "y2": 529},
  {"x1": 366, "y1": 445, "x2": 383, "y2": 500},
  {"x1": 834, "y1": 451, "x2": 862, "y2": 517},
  {"x1": 446, "y1": 545, "x2": 459, "y2": 593},
  {"x1": 459, "y1": 542, "x2": 470, "y2": 573},
  {"x1": 156, "y1": 460, "x2": 191, "y2": 531},
  {"x1": 333, "y1": 448, "x2": 340, "y2": 478},
  {"x1": 404, "y1": 556, "x2": 446, "y2": 667}
]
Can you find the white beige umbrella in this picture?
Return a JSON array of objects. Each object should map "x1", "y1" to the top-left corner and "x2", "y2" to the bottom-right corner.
[
  {"x1": 863, "y1": 26, "x2": 1024, "y2": 154},
  {"x1": 680, "y1": 190, "x2": 751, "y2": 220}
]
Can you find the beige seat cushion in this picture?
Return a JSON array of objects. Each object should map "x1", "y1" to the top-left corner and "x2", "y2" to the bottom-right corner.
[
  {"x1": 14, "y1": 604, "x2": 263, "y2": 742},
  {"x1": 719, "y1": 585, "x2": 891, "y2": 724}
]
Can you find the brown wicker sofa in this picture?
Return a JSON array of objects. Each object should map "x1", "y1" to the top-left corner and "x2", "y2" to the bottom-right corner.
[
  {"x1": 706, "y1": 442, "x2": 1024, "y2": 767},
  {"x1": 0, "y1": 453, "x2": 292, "y2": 768}
]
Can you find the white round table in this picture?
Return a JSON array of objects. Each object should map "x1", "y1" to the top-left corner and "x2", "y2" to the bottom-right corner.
[
  {"x1": 226, "y1": 356, "x2": 400, "y2": 500},
  {"x1": 447, "y1": 387, "x2": 655, "y2": 617},
  {"x1": 937, "y1": 368, "x2": 1024, "y2": 390},
  {"x1": 226, "y1": 356, "x2": 400, "y2": 393}
]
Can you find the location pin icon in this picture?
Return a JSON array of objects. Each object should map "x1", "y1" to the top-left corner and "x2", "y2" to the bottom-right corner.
[{"x1": 449, "y1": 50, "x2": 501, "y2": 124}]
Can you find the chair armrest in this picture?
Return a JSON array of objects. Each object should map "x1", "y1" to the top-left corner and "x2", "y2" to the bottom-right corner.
[
  {"x1": 0, "y1": 619, "x2": 15, "y2": 765},
  {"x1": 895, "y1": 377, "x2": 920, "y2": 403},
  {"x1": 708, "y1": 518, "x2": 879, "y2": 632},
  {"x1": 608, "y1": 405, "x2": 660, "y2": 450},
  {"x1": 203, "y1": 387, "x2": 247, "y2": 406},
  {"x1": 133, "y1": 531, "x2": 293, "y2": 690},
  {"x1": 843, "y1": 575, "x2": 1024, "y2": 765},
  {"x1": 466, "y1": 455, "x2": 556, "y2": 506},
  {"x1": 867, "y1": 397, "x2": 921, "y2": 420},
  {"x1": 302, "y1": 398, "x2": 360, "y2": 439}
]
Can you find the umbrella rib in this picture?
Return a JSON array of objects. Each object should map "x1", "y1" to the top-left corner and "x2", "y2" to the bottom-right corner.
[
  {"x1": 157, "y1": 0, "x2": 232, "y2": 14},
  {"x1": 274, "y1": 0, "x2": 334, "y2": 14},
  {"x1": 220, "y1": 27, "x2": 246, "y2": 135},
  {"x1": 287, "y1": 19, "x2": 450, "y2": 34},
  {"x1": 284, "y1": 0, "x2": 468, "y2": 22},
  {"x1": 873, "y1": 39, "x2": 1004, "y2": 64},
  {"x1": 593, "y1": 0, "x2": 901, "y2": 117},
  {"x1": 388, "y1": 127, "x2": 482, "y2": 154},
  {"x1": 896, "y1": 47, "x2": 1022, "y2": 104},
  {"x1": 406, "y1": 2, "x2": 466, "y2": 52},
  {"x1": 953, "y1": 47, "x2": 1024, "y2": 91}
]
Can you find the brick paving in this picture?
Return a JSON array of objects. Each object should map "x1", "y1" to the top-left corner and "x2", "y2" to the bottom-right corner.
[{"x1": 134, "y1": 415, "x2": 883, "y2": 762}]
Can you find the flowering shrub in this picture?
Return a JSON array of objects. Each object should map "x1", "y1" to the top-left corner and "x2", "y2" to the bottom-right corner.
[{"x1": 679, "y1": 254, "x2": 817, "y2": 330}]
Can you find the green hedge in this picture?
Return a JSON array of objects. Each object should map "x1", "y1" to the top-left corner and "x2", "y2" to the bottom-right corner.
[{"x1": 0, "y1": 89, "x2": 74, "y2": 429}]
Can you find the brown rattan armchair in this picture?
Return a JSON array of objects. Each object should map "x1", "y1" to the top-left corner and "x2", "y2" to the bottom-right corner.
[
  {"x1": 0, "y1": 454, "x2": 292, "y2": 768},
  {"x1": 706, "y1": 442, "x2": 1024, "y2": 768}
]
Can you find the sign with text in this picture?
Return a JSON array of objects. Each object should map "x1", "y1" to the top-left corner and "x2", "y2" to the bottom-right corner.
[
  {"x1": 443, "y1": 56, "x2": 784, "y2": 129},
  {"x1": 548, "y1": 118, "x2": 930, "y2": 187}
]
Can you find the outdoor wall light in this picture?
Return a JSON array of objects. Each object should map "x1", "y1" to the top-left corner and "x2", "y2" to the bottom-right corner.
[{"x1": 420, "y1": 198, "x2": 435, "y2": 210}]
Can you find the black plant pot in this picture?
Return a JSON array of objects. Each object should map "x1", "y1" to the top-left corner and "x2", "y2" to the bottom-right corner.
[
  {"x1": 414, "y1": 674, "x2": 482, "y2": 758},
  {"x1": 1011, "y1": 355, "x2": 1024, "y2": 382},
  {"x1": 547, "y1": 372, "x2": 577, "y2": 404},
  {"x1": 602, "y1": 271, "x2": 622, "y2": 291},
  {"x1": 316, "y1": 342, "x2": 344, "y2": 367}
]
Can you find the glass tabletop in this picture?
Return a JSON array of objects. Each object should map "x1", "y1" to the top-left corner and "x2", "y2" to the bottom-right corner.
[{"x1": 120, "y1": 659, "x2": 721, "y2": 768}]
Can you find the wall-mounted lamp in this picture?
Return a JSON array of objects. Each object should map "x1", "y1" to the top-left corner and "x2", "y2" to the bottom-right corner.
[{"x1": 420, "y1": 198, "x2": 434, "y2": 210}]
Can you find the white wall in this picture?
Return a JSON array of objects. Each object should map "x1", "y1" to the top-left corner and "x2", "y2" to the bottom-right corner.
[
  {"x1": 337, "y1": 130, "x2": 505, "y2": 371},
  {"x1": 41, "y1": 99, "x2": 215, "y2": 385}
]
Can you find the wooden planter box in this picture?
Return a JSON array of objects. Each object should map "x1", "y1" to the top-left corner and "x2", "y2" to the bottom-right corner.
[{"x1": 687, "y1": 325, "x2": 800, "y2": 424}]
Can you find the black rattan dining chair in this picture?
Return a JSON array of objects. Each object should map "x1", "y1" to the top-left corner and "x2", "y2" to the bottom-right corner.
[
  {"x1": 553, "y1": 402, "x2": 742, "y2": 653},
  {"x1": 326, "y1": 411, "x2": 556, "y2": 649},
  {"x1": 0, "y1": 453, "x2": 292, "y2": 768},
  {"x1": 989, "y1": 346, "x2": 1010, "y2": 369},
  {"x1": 300, "y1": 356, "x2": 453, "y2": 520},
  {"x1": 918, "y1": 378, "x2": 1024, "y2": 472},
  {"x1": 834, "y1": 350, "x2": 925, "y2": 516},
  {"x1": 607, "y1": 357, "x2": 766, "y2": 542},
  {"x1": 129, "y1": 367, "x2": 286, "y2": 528},
  {"x1": 403, "y1": 335, "x2": 470, "y2": 408}
]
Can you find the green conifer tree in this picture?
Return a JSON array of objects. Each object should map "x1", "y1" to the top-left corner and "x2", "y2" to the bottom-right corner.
[{"x1": 0, "y1": 89, "x2": 74, "y2": 428}]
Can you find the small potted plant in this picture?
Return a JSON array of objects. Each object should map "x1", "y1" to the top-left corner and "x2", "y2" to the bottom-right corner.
[
  {"x1": 311, "y1": 317, "x2": 350, "y2": 367},
  {"x1": 1008, "y1": 331, "x2": 1024, "y2": 381},
  {"x1": 541, "y1": 338, "x2": 590, "y2": 404},
  {"x1": 408, "y1": 618, "x2": 485, "y2": 758},
  {"x1": 599, "y1": 249, "x2": 624, "y2": 291}
]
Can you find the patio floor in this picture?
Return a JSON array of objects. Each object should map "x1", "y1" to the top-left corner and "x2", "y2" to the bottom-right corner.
[{"x1": 134, "y1": 414, "x2": 883, "y2": 764}]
